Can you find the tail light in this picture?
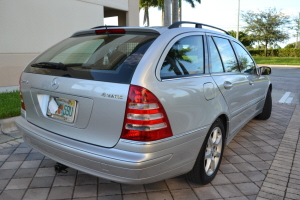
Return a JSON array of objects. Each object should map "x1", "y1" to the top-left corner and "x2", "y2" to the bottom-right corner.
[
  {"x1": 121, "y1": 85, "x2": 173, "y2": 141},
  {"x1": 19, "y1": 73, "x2": 26, "y2": 110}
]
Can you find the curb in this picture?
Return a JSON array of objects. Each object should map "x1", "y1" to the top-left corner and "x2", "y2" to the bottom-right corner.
[
  {"x1": 257, "y1": 104, "x2": 300, "y2": 199},
  {"x1": 0, "y1": 116, "x2": 19, "y2": 134},
  {"x1": 0, "y1": 116, "x2": 22, "y2": 144},
  {"x1": 257, "y1": 64, "x2": 300, "y2": 68},
  {"x1": 0, "y1": 117, "x2": 22, "y2": 145}
]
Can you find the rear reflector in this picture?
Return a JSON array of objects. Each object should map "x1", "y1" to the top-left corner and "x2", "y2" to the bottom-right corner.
[
  {"x1": 121, "y1": 85, "x2": 173, "y2": 141},
  {"x1": 95, "y1": 29, "x2": 126, "y2": 35}
]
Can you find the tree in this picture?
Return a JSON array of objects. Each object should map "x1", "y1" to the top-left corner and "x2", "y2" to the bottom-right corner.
[
  {"x1": 242, "y1": 8, "x2": 290, "y2": 56},
  {"x1": 284, "y1": 42, "x2": 300, "y2": 49},
  {"x1": 140, "y1": 0, "x2": 201, "y2": 26},
  {"x1": 172, "y1": 0, "x2": 179, "y2": 23},
  {"x1": 140, "y1": 0, "x2": 162, "y2": 26},
  {"x1": 290, "y1": 16, "x2": 300, "y2": 48},
  {"x1": 227, "y1": 30, "x2": 253, "y2": 48},
  {"x1": 173, "y1": 0, "x2": 201, "y2": 23}
]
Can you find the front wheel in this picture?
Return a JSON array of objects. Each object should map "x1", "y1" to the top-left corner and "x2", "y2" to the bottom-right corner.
[{"x1": 186, "y1": 119, "x2": 225, "y2": 184}]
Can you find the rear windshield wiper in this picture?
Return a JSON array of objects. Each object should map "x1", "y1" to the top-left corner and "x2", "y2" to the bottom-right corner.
[{"x1": 31, "y1": 62, "x2": 67, "y2": 71}]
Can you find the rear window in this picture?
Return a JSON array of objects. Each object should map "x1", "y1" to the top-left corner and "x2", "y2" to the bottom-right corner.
[{"x1": 25, "y1": 34, "x2": 158, "y2": 84}]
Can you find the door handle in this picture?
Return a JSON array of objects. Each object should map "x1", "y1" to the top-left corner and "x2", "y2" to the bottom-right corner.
[
  {"x1": 224, "y1": 81, "x2": 233, "y2": 90},
  {"x1": 249, "y1": 80, "x2": 254, "y2": 85}
]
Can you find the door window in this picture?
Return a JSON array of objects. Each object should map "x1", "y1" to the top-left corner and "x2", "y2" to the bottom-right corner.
[
  {"x1": 160, "y1": 36, "x2": 204, "y2": 79},
  {"x1": 208, "y1": 37, "x2": 224, "y2": 73},
  {"x1": 213, "y1": 37, "x2": 239, "y2": 73},
  {"x1": 233, "y1": 42, "x2": 256, "y2": 74}
]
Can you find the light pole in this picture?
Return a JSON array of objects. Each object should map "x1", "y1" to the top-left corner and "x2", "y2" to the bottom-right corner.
[{"x1": 236, "y1": 0, "x2": 240, "y2": 40}]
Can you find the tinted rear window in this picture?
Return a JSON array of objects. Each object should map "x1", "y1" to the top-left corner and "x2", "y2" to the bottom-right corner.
[{"x1": 25, "y1": 34, "x2": 158, "y2": 84}]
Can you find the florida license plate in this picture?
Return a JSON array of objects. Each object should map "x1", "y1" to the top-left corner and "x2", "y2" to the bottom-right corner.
[{"x1": 47, "y1": 97, "x2": 77, "y2": 123}]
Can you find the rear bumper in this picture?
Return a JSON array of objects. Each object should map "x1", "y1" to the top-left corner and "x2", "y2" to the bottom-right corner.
[{"x1": 15, "y1": 116, "x2": 208, "y2": 184}]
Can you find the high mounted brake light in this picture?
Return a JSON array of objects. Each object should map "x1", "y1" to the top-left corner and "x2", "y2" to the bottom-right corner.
[
  {"x1": 121, "y1": 85, "x2": 173, "y2": 141},
  {"x1": 95, "y1": 29, "x2": 126, "y2": 35}
]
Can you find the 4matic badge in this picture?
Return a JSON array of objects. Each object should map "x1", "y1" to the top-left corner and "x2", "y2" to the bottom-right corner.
[{"x1": 101, "y1": 93, "x2": 123, "y2": 99}]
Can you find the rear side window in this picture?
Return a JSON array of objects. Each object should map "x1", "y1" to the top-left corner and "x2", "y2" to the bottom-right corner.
[
  {"x1": 213, "y1": 37, "x2": 239, "y2": 73},
  {"x1": 25, "y1": 34, "x2": 157, "y2": 84},
  {"x1": 160, "y1": 36, "x2": 204, "y2": 79},
  {"x1": 233, "y1": 42, "x2": 256, "y2": 74}
]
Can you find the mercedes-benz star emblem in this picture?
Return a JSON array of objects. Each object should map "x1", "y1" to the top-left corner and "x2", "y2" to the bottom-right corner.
[{"x1": 51, "y1": 77, "x2": 59, "y2": 90}]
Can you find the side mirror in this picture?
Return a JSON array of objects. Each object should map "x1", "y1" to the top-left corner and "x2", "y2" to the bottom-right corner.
[{"x1": 259, "y1": 66, "x2": 271, "y2": 75}]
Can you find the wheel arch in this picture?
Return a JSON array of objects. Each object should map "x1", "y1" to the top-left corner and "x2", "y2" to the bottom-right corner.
[{"x1": 216, "y1": 114, "x2": 229, "y2": 143}]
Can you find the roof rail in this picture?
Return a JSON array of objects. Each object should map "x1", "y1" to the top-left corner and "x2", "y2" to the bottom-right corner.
[
  {"x1": 168, "y1": 21, "x2": 230, "y2": 35},
  {"x1": 91, "y1": 25, "x2": 124, "y2": 29}
]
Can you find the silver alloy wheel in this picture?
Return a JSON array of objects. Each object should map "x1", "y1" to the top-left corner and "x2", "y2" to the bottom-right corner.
[{"x1": 204, "y1": 127, "x2": 223, "y2": 176}]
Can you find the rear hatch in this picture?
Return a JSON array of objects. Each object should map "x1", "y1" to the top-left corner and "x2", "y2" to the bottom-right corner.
[{"x1": 21, "y1": 28, "x2": 158, "y2": 147}]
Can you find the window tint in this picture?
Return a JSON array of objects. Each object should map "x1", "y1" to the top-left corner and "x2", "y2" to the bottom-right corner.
[
  {"x1": 208, "y1": 37, "x2": 224, "y2": 73},
  {"x1": 233, "y1": 42, "x2": 256, "y2": 74},
  {"x1": 160, "y1": 36, "x2": 204, "y2": 79},
  {"x1": 213, "y1": 37, "x2": 239, "y2": 73}
]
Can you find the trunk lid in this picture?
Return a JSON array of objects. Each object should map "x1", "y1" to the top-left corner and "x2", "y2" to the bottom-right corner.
[{"x1": 21, "y1": 73, "x2": 129, "y2": 147}]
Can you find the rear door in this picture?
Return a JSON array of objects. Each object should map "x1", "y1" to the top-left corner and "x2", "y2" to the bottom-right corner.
[
  {"x1": 207, "y1": 35, "x2": 254, "y2": 135},
  {"x1": 21, "y1": 31, "x2": 158, "y2": 147}
]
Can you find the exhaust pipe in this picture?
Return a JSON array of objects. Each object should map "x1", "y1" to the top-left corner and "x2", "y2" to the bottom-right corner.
[{"x1": 54, "y1": 162, "x2": 69, "y2": 173}]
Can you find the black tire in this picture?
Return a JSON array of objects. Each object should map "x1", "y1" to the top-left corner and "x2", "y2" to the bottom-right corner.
[
  {"x1": 186, "y1": 119, "x2": 225, "y2": 185},
  {"x1": 255, "y1": 89, "x2": 272, "y2": 120}
]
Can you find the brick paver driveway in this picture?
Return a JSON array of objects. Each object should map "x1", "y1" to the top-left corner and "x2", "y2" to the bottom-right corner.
[{"x1": 0, "y1": 103, "x2": 299, "y2": 200}]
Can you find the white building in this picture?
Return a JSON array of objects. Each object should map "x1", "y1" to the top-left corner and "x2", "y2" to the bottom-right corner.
[{"x1": 0, "y1": 0, "x2": 139, "y2": 87}]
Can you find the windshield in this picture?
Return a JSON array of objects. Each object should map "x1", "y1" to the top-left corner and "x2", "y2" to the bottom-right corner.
[{"x1": 25, "y1": 34, "x2": 158, "y2": 84}]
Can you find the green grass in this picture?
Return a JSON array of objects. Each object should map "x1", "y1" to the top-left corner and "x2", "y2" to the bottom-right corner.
[
  {"x1": 253, "y1": 56, "x2": 300, "y2": 65},
  {"x1": 0, "y1": 90, "x2": 21, "y2": 119}
]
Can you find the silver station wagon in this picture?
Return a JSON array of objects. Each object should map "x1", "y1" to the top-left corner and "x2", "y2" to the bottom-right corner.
[{"x1": 15, "y1": 21, "x2": 272, "y2": 185}]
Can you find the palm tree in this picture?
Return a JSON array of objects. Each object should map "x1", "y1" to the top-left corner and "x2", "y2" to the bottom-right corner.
[
  {"x1": 175, "y1": 0, "x2": 201, "y2": 23},
  {"x1": 172, "y1": 0, "x2": 179, "y2": 23},
  {"x1": 140, "y1": 0, "x2": 162, "y2": 26},
  {"x1": 164, "y1": 0, "x2": 172, "y2": 26},
  {"x1": 140, "y1": 0, "x2": 201, "y2": 26}
]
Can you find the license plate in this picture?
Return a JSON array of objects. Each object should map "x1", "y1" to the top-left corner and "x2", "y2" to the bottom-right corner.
[{"x1": 47, "y1": 97, "x2": 77, "y2": 123}]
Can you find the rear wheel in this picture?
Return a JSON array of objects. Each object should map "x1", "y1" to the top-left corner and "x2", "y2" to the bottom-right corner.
[
  {"x1": 255, "y1": 89, "x2": 272, "y2": 120},
  {"x1": 186, "y1": 119, "x2": 225, "y2": 184}
]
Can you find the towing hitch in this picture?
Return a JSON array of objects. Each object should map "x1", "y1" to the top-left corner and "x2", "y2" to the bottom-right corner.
[{"x1": 54, "y1": 162, "x2": 69, "y2": 173}]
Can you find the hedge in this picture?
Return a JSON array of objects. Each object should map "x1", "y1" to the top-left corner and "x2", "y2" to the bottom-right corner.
[{"x1": 249, "y1": 49, "x2": 300, "y2": 57}]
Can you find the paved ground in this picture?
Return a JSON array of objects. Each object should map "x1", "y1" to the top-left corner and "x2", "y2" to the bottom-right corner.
[
  {"x1": 0, "y1": 103, "x2": 299, "y2": 200},
  {"x1": 268, "y1": 66, "x2": 300, "y2": 105}
]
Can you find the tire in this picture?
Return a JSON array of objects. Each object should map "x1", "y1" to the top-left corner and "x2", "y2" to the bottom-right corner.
[
  {"x1": 186, "y1": 119, "x2": 225, "y2": 185},
  {"x1": 255, "y1": 89, "x2": 272, "y2": 120}
]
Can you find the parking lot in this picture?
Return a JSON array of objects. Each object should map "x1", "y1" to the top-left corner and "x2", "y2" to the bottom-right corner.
[{"x1": 0, "y1": 67, "x2": 300, "y2": 200}]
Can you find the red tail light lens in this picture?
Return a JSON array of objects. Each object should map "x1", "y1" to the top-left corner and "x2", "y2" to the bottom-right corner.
[
  {"x1": 20, "y1": 93, "x2": 26, "y2": 110},
  {"x1": 95, "y1": 29, "x2": 126, "y2": 35},
  {"x1": 121, "y1": 85, "x2": 173, "y2": 141},
  {"x1": 19, "y1": 73, "x2": 26, "y2": 110}
]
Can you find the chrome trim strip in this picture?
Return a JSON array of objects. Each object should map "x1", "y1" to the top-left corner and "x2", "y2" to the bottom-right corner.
[{"x1": 161, "y1": 74, "x2": 211, "y2": 82}]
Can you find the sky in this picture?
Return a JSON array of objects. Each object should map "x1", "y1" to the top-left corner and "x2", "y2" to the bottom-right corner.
[{"x1": 104, "y1": 0, "x2": 300, "y2": 47}]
